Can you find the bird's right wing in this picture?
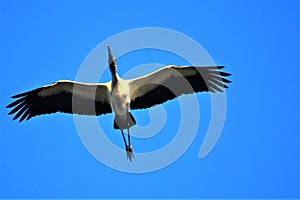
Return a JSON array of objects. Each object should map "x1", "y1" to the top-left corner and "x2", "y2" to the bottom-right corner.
[
  {"x1": 129, "y1": 66, "x2": 231, "y2": 110},
  {"x1": 7, "y1": 80, "x2": 112, "y2": 122}
]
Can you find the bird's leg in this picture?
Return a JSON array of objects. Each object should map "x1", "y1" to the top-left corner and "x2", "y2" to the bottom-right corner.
[
  {"x1": 121, "y1": 129, "x2": 128, "y2": 148},
  {"x1": 126, "y1": 128, "x2": 134, "y2": 161},
  {"x1": 121, "y1": 129, "x2": 133, "y2": 161}
]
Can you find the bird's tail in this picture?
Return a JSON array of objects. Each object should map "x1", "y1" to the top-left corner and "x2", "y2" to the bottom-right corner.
[{"x1": 113, "y1": 112, "x2": 136, "y2": 130}]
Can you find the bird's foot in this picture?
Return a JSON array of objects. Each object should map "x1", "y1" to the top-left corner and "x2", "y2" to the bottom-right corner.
[{"x1": 126, "y1": 145, "x2": 134, "y2": 161}]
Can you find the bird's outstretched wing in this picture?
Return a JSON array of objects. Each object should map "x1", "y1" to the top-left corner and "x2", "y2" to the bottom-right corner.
[
  {"x1": 7, "y1": 80, "x2": 112, "y2": 122},
  {"x1": 129, "y1": 66, "x2": 231, "y2": 110}
]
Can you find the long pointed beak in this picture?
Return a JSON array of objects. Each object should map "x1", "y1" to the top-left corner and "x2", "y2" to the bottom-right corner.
[{"x1": 107, "y1": 44, "x2": 114, "y2": 64}]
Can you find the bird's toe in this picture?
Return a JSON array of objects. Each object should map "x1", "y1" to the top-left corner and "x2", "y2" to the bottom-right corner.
[{"x1": 126, "y1": 146, "x2": 134, "y2": 161}]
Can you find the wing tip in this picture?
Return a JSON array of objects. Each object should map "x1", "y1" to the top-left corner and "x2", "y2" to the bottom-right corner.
[
  {"x1": 11, "y1": 92, "x2": 27, "y2": 99},
  {"x1": 8, "y1": 110, "x2": 15, "y2": 115},
  {"x1": 12, "y1": 115, "x2": 19, "y2": 121},
  {"x1": 222, "y1": 72, "x2": 231, "y2": 77},
  {"x1": 6, "y1": 103, "x2": 13, "y2": 108},
  {"x1": 222, "y1": 78, "x2": 231, "y2": 83}
]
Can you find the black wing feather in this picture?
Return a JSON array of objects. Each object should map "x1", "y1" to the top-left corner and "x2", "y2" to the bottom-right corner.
[
  {"x1": 7, "y1": 82, "x2": 112, "y2": 122},
  {"x1": 130, "y1": 66, "x2": 231, "y2": 110}
]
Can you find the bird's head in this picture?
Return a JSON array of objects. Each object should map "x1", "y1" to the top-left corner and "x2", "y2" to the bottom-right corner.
[{"x1": 107, "y1": 45, "x2": 117, "y2": 75}]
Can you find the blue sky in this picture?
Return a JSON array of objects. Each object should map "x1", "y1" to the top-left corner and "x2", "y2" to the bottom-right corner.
[{"x1": 1, "y1": 0, "x2": 299, "y2": 198}]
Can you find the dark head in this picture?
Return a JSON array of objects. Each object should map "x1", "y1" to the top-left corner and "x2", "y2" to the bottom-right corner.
[{"x1": 107, "y1": 45, "x2": 117, "y2": 75}]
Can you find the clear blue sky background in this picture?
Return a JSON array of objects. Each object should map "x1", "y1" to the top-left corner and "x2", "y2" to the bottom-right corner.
[{"x1": 1, "y1": 0, "x2": 299, "y2": 198}]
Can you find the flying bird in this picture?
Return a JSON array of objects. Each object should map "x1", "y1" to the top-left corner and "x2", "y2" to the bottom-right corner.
[{"x1": 7, "y1": 45, "x2": 231, "y2": 161}]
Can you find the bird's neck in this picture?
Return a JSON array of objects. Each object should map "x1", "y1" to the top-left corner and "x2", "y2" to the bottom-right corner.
[
  {"x1": 109, "y1": 57, "x2": 119, "y2": 88},
  {"x1": 111, "y1": 72, "x2": 119, "y2": 88}
]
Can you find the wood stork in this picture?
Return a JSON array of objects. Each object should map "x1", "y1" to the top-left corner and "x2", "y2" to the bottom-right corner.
[{"x1": 7, "y1": 45, "x2": 231, "y2": 161}]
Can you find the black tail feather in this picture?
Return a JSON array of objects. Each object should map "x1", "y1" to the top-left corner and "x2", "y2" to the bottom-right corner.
[{"x1": 113, "y1": 112, "x2": 136, "y2": 130}]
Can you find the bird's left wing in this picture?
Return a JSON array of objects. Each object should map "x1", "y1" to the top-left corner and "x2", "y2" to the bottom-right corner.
[
  {"x1": 7, "y1": 80, "x2": 112, "y2": 122},
  {"x1": 129, "y1": 66, "x2": 231, "y2": 110}
]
